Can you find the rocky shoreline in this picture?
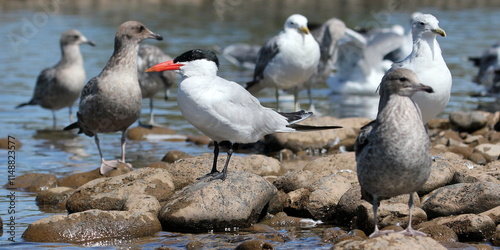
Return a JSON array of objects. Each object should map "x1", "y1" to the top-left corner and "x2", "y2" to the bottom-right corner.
[{"x1": 4, "y1": 111, "x2": 500, "y2": 249}]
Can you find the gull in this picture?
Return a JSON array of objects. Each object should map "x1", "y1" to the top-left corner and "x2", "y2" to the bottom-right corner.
[
  {"x1": 137, "y1": 44, "x2": 177, "y2": 127},
  {"x1": 246, "y1": 14, "x2": 320, "y2": 111},
  {"x1": 222, "y1": 43, "x2": 261, "y2": 70},
  {"x1": 469, "y1": 41, "x2": 500, "y2": 94},
  {"x1": 16, "y1": 29, "x2": 95, "y2": 129},
  {"x1": 391, "y1": 13, "x2": 451, "y2": 123},
  {"x1": 64, "y1": 21, "x2": 163, "y2": 174},
  {"x1": 355, "y1": 68, "x2": 433, "y2": 238},
  {"x1": 146, "y1": 49, "x2": 341, "y2": 181}
]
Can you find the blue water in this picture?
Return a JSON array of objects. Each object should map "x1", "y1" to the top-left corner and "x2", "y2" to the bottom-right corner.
[{"x1": 0, "y1": 0, "x2": 499, "y2": 248}]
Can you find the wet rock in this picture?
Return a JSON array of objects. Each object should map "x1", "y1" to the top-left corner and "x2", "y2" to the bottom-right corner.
[
  {"x1": 283, "y1": 188, "x2": 311, "y2": 217},
  {"x1": 415, "y1": 222, "x2": 459, "y2": 242},
  {"x1": 480, "y1": 205, "x2": 500, "y2": 224},
  {"x1": 162, "y1": 150, "x2": 191, "y2": 163},
  {"x1": 126, "y1": 126, "x2": 177, "y2": 140},
  {"x1": 267, "y1": 190, "x2": 286, "y2": 214},
  {"x1": 439, "y1": 242, "x2": 482, "y2": 249},
  {"x1": 333, "y1": 233, "x2": 446, "y2": 250},
  {"x1": 335, "y1": 186, "x2": 362, "y2": 226},
  {"x1": 35, "y1": 187, "x2": 74, "y2": 209},
  {"x1": 260, "y1": 212, "x2": 314, "y2": 228},
  {"x1": 322, "y1": 227, "x2": 347, "y2": 243},
  {"x1": 7, "y1": 173, "x2": 58, "y2": 192},
  {"x1": 418, "y1": 159, "x2": 455, "y2": 195},
  {"x1": 0, "y1": 137, "x2": 22, "y2": 150},
  {"x1": 22, "y1": 209, "x2": 161, "y2": 243},
  {"x1": 356, "y1": 201, "x2": 427, "y2": 235},
  {"x1": 429, "y1": 213, "x2": 496, "y2": 241},
  {"x1": 307, "y1": 174, "x2": 352, "y2": 220},
  {"x1": 234, "y1": 239, "x2": 274, "y2": 250},
  {"x1": 58, "y1": 164, "x2": 131, "y2": 189},
  {"x1": 450, "y1": 111, "x2": 488, "y2": 133},
  {"x1": 66, "y1": 168, "x2": 175, "y2": 213},
  {"x1": 153, "y1": 153, "x2": 281, "y2": 190},
  {"x1": 422, "y1": 182, "x2": 500, "y2": 218},
  {"x1": 267, "y1": 116, "x2": 365, "y2": 152},
  {"x1": 159, "y1": 171, "x2": 276, "y2": 232},
  {"x1": 475, "y1": 143, "x2": 500, "y2": 162}
]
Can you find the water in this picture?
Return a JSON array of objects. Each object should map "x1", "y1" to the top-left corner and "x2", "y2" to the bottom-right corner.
[{"x1": 0, "y1": 0, "x2": 499, "y2": 248}]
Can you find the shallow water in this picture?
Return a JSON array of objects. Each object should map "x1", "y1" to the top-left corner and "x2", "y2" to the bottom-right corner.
[{"x1": 0, "y1": 0, "x2": 499, "y2": 248}]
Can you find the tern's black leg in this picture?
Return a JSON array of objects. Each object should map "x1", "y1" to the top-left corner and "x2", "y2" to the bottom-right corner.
[
  {"x1": 209, "y1": 142, "x2": 233, "y2": 181},
  {"x1": 197, "y1": 141, "x2": 221, "y2": 180}
]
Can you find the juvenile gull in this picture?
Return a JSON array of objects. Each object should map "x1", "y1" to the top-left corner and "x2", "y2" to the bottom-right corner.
[
  {"x1": 146, "y1": 49, "x2": 341, "y2": 181},
  {"x1": 137, "y1": 44, "x2": 176, "y2": 126},
  {"x1": 469, "y1": 42, "x2": 500, "y2": 94},
  {"x1": 16, "y1": 29, "x2": 95, "y2": 129},
  {"x1": 355, "y1": 68, "x2": 433, "y2": 238},
  {"x1": 64, "y1": 21, "x2": 163, "y2": 174},
  {"x1": 391, "y1": 14, "x2": 451, "y2": 123},
  {"x1": 246, "y1": 14, "x2": 320, "y2": 111}
]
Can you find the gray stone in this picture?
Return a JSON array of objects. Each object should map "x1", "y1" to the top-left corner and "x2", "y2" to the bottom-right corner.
[
  {"x1": 159, "y1": 171, "x2": 276, "y2": 232},
  {"x1": 429, "y1": 213, "x2": 496, "y2": 241},
  {"x1": 449, "y1": 111, "x2": 488, "y2": 132},
  {"x1": 418, "y1": 159, "x2": 455, "y2": 195},
  {"x1": 333, "y1": 233, "x2": 446, "y2": 250},
  {"x1": 66, "y1": 168, "x2": 175, "y2": 213},
  {"x1": 422, "y1": 182, "x2": 500, "y2": 218},
  {"x1": 306, "y1": 174, "x2": 352, "y2": 221},
  {"x1": 22, "y1": 209, "x2": 161, "y2": 243},
  {"x1": 475, "y1": 143, "x2": 500, "y2": 162}
]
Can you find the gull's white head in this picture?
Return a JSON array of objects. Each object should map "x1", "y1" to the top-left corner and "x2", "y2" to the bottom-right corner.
[
  {"x1": 284, "y1": 14, "x2": 310, "y2": 35},
  {"x1": 412, "y1": 14, "x2": 446, "y2": 38}
]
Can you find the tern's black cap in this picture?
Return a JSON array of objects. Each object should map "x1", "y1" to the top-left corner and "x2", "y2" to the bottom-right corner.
[{"x1": 174, "y1": 49, "x2": 220, "y2": 68}]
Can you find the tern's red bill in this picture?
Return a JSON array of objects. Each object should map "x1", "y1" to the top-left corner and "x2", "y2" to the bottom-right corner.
[{"x1": 146, "y1": 60, "x2": 184, "y2": 72}]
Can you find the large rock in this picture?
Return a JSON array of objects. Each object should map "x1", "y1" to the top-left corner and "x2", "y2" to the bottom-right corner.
[
  {"x1": 475, "y1": 143, "x2": 500, "y2": 162},
  {"x1": 422, "y1": 182, "x2": 500, "y2": 218},
  {"x1": 159, "y1": 171, "x2": 276, "y2": 232},
  {"x1": 333, "y1": 233, "x2": 446, "y2": 250},
  {"x1": 306, "y1": 174, "x2": 352, "y2": 221},
  {"x1": 152, "y1": 153, "x2": 281, "y2": 189},
  {"x1": 22, "y1": 209, "x2": 161, "y2": 243},
  {"x1": 449, "y1": 111, "x2": 488, "y2": 132},
  {"x1": 6, "y1": 173, "x2": 58, "y2": 192},
  {"x1": 428, "y1": 214, "x2": 496, "y2": 241},
  {"x1": 66, "y1": 168, "x2": 175, "y2": 213},
  {"x1": 418, "y1": 159, "x2": 455, "y2": 195},
  {"x1": 273, "y1": 170, "x2": 317, "y2": 193},
  {"x1": 303, "y1": 152, "x2": 357, "y2": 183},
  {"x1": 58, "y1": 165, "x2": 132, "y2": 189},
  {"x1": 266, "y1": 117, "x2": 367, "y2": 152},
  {"x1": 36, "y1": 187, "x2": 74, "y2": 211}
]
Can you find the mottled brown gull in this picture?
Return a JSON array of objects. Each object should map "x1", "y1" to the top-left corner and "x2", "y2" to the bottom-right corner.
[
  {"x1": 137, "y1": 44, "x2": 176, "y2": 127},
  {"x1": 64, "y1": 21, "x2": 163, "y2": 174},
  {"x1": 146, "y1": 49, "x2": 341, "y2": 181},
  {"x1": 355, "y1": 68, "x2": 433, "y2": 237},
  {"x1": 16, "y1": 29, "x2": 95, "y2": 129}
]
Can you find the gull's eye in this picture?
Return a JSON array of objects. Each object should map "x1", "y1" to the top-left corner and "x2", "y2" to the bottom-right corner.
[
  {"x1": 72, "y1": 35, "x2": 79, "y2": 39},
  {"x1": 399, "y1": 77, "x2": 408, "y2": 82},
  {"x1": 139, "y1": 25, "x2": 145, "y2": 32},
  {"x1": 419, "y1": 21, "x2": 425, "y2": 26}
]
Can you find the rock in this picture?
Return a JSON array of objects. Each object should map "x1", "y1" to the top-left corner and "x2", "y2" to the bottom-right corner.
[
  {"x1": 479, "y1": 205, "x2": 500, "y2": 224},
  {"x1": 422, "y1": 182, "x2": 500, "y2": 218},
  {"x1": 0, "y1": 137, "x2": 22, "y2": 150},
  {"x1": 475, "y1": 144, "x2": 500, "y2": 162},
  {"x1": 159, "y1": 171, "x2": 276, "y2": 232},
  {"x1": 260, "y1": 212, "x2": 315, "y2": 228},
  {"x1": 58, "y1": 164, "x2": 131, "y2": 189},
  {"x1": 186, "y1": 135, "x2": 212, "y2": 145},
  {"x1": 415, "y1": 222, "x2": 459, "y2": 242},
  {"x1": 418, "y1": 159, "x2": 455, "y2": 195},
  {"x1": 162, "y1": 150, "x2": 191, "y2": 163},
  {"x1": 428, "y1": 118, "x2": 451, "y2": 130},
  {"x1": 356, "y1": 201, "x2": 427, "y2": 235},
  {"x1": 306, "y1": 174, "x2": 352, "y2": 220},
  {"x1": 126, "y1": 126, "x2": 177, "y2": 140},
  {"x1": 322, "y1": 227, "x2": 347, "y2": 243},
  {"x1": 22, "y1": 209, "x2": 161, "y2": 243},
  {"x1": 35, "y1": 187, "x2": 74, "y2": 210},
  {"x1": 154, "y1": 153, "x2": 281, "y2": 190},
  {"x1": 335, "y1": 186, "x2": 362, "y2": 226},
  {"x1": 450, "y1": 111, "x2": 488, "y2": 132},
  {"x1": 333, "y1": 233, "x2": 446, "y2": 250},
  {"x1": 267, "y1": 190, "x2": 286, "y2": 214},
  {"x1": 283, "y1": 188, "x2": 311, "y2": 217},
  {"x1": 266, "y1": 116, "x2": 365, "y2": 152},
  {"x1": 440, "y1": 242, "x2": 484, "y2": 249},
  {"x1": 448, "y1": 146, "x2": 474, "y2": 158},
  {"x1": 6, "y1": 173, "x2": 58, "y2": 192},
  {"x1": 234, "y1": 239, "x2": 274, "y2": 250},
  {"x1": 273, "y1": 170, "x2": 316, "y2": 193},
  {"x1": 468, "y1": 152, "x2": 488, "y2": 165},
  {"x1": 493, "y1": 224, "x2": 500, "y2": 246},
  {"x1": 124, "y1": 194, "x2": 161, "y2": 215},
  {"x1": 66, "y1": 168, "x2": 175, "y2": 213},
  {"x1": 303, "y1": 152, "x2": 357, "y2": 182},
  {"x1": 429, "y1": 214, "x2": 496, "y2": 241}
]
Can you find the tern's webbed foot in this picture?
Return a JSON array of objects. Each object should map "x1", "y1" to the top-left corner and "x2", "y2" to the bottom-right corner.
[{"x1": 398, "y1": 227, "x2": 427, "y2": 237}]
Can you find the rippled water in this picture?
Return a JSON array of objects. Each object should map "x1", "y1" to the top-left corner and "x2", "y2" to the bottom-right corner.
[{"x1": 0, "y1": 0, "x2": 499, "y2": 248}]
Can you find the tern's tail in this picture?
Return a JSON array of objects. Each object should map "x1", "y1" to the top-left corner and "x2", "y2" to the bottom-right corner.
[{"x1": 279, "y1": 110, "x2": 342, "y2": 131}]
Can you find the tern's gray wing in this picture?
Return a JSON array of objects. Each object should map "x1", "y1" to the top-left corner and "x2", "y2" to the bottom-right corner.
[{"x1": 246, "y1": 35, "x2": 280, "y2": 91}]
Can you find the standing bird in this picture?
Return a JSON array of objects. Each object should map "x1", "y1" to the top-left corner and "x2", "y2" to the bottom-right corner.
[
  {"x1": 137, "y1": 44, "x2": 177, "y2": 127},
  {"x1": 146, "y1": 49, "x2": 341, "y2": 181},
  {"x1": 64, "y1": 21, "x2": 163, "y2": 175},
  {"x1": 468, "y1": 42, "x2": 500, "y2": 94},
  {"x1": 391, "y1": 14, "x2": 451, "y2": 124},
  {"x1": 246, "y1": 14, "x2": 320, "y2": 111},
  {"x1": 16, "y1": 29, "x2": 95, "y2": 129},
  {"x1": 355, "y1": 68, "x2": 433, "y2": 238}
]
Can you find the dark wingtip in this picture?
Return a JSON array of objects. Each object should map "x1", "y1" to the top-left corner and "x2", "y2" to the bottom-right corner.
[{"x1": 63, "y1": 122, "x2": 79, "y2": 131}]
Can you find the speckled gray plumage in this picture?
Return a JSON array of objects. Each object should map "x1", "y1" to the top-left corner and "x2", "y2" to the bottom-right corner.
[
  {"x1": 355, "y1": 68, "x2": 433, "y2": 236},
  {"x1": 17, "y1": 29, "x2": 94, "y2": 127}
]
